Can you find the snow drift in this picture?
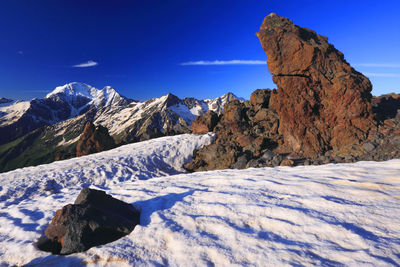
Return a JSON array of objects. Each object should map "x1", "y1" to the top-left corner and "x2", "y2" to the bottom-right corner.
[{"x1": 0, "y1": 134, "x2": 399, "y2": 266}]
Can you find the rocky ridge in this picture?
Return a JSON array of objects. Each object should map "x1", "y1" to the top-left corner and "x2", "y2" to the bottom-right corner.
[
  {"x1": 185, "y1": 14, "x2": 400, "y2": 172},
  {"x1": 0, "y1": 84, "x2": 240, "y2": 173}
]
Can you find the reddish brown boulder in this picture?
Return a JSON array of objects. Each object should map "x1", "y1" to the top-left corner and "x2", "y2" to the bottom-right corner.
[
  {"x1": 256, "y1": 13, "x2": 375, "y2": 157},
  {"x1": 192, "y1": 110, "x2": 220, "y2": 134},
  {"x1": 76, "y1": 121, "x2": 116, "y2": 157}
]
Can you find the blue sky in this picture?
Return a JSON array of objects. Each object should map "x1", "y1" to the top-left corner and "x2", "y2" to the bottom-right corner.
[{"x1": 0, "y1": 0, "x2": 399, "y2": 101}]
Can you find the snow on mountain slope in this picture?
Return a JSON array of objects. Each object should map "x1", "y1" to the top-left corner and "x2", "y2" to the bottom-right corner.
[
  {"x1": 46, "y1": 82, "x2": 98, "y2": 99},
  {"x1": 204, "y1": 92, "x2": 243, "y2": 114},
  {"x1": 45, "y1": 82, "x2": 130, "y2": 118},
  {"x1": 0, "y1": 82, "x2": 132, "y2": 147},
  {"x1": 94, "y1": 92, "x2": 243, "y2": 139},
  {"x1": 0, "y1": 100, "x2": 30, "y2": 125},
  {"x1": 0, "y1": 133, "x2": 399, "y2": 266}
]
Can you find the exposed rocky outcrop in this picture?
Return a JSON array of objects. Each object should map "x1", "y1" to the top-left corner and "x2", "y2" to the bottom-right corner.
[
  {"x1": 185, "y1": 14, "x2": 399, "y2": 172},
  {"x1": 37, "y1": 188, "x2": 141, "y2": 255},
  {"x1": 185, "y1": 90, "x2": 281, "y2": 171},
  {"x1": 372, "y1": 93, "x2": 400, "y2": 121},
  {"x1": 256, "y1": 13, "x2": 375, "y2": 157},
  {"x1": 192, "y1": 110, "x2": 220, "y2": 134},
  {"x1": 76, "y1": 121, "x2": 116, "y2": 157}
]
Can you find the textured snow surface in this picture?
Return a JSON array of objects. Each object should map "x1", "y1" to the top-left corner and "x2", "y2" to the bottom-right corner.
[{"x1": 0, "y1": 135, "x2": 399, "y2": 266}]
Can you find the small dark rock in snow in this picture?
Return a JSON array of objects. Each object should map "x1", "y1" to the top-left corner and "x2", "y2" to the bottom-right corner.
[{"x1": 37, "y1": 188, "x2": 141, "y2": 255}]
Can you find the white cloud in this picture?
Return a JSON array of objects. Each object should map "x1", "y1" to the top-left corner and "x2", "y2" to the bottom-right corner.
[
  {"x1": 364, "y1": 72, "x2": 400, "y2": 78},
  {"x1": 180, "y1": 60, "x2": 266, "y2": 66},
  {"x1": 354, "y1": 63, "x2": 400, "y2": 68},
  {"x1": 72, "y1": 60, "x2": 98, "y2": 68}
]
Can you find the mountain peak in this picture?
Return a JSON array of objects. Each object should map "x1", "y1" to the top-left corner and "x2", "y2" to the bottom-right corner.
[{"x1": 45, "y1": 82, "x2": 96, "y2": 99}]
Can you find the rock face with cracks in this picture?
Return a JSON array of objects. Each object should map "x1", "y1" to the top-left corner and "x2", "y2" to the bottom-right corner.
[
  {"x1": 37, "y1": 188, "x2": 141, "y2": 255},
  {"x1": 256, "y1": 13, "x2": 375, "y2": 157}
]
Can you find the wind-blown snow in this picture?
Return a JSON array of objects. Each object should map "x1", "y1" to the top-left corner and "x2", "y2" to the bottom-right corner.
[{"x1": 0, "y1": 134, "x2": 399, "y2": 266}]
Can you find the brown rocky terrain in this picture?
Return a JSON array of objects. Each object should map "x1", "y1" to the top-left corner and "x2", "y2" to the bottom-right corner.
[
  {"x1": 185, "y1": 13, "x2": 400, "y2": 172},
  {"x1": 257, "y1": 13, "x2": 375, "y2": 157},
  {"x1": 76, "y1": 121, "x2": 116, "y2": 157}
]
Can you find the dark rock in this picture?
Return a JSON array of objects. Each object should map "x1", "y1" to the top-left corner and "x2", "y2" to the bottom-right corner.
[
  {"x1": 261, "y1": 150, "x2": 274, "y2": 161},
  {"x1": 272, "y1": 154, "x2": 283, "y2": 166},
  {"x1": 246, "y1": 158, "x2": 266, "y2": 168},
  {"x1": 372, "y1": 93, "x2": 400, "y2": 121},
  {"x1": 185, "y1": 97, "x2": 281, "y2": 172},
  {"x1": 76, "y1": 121, "x2": 116, "y2": 157},
  {"x1": 37, "y1": 188, "x2": 140, "y2": 255},
  {"x1": 232, "y1": 154, "x2": 249, "y2": 169},
  {"x1": 362, "y1": 142, "x2": 375, "y2": 152}
]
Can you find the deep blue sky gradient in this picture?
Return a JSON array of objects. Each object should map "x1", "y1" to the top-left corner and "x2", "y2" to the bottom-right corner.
[{"x1": 0, "y1": 0, "x2": 399, "y2": 100}]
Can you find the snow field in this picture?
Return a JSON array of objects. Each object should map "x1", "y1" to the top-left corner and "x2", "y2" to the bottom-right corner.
[{"x1": 0, "y1": 134, "x2": 399, "y2": 266}]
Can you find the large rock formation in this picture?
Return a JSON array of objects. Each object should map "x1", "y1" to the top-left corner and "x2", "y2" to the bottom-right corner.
[
  {"x1": 37, "y1": 188, "x2": 141, "y2": 255},
  {"x1": 185, "y1": 90, "x2": 281, "y2": 171},
  {"x1": 185, "y1": 13, "x2": 389, "y2": 172},
  {"x1": 256, "y1": 13, "x2": 375, "y2": 157},
  {"x1": 76, "y1": 121, "x2": 116, "y2": 157}
]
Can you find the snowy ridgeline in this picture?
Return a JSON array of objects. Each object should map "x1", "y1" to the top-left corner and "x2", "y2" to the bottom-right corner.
[{"x1": 0, "y1": 134, "x2": 399, "y2": 266}]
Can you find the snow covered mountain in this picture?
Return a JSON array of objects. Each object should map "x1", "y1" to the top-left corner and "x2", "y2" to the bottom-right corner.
[
  {"x1": 0, "y1": 83, "x2": 241, "y2": 172},
  {"x1": 0, "y1": 82, "x2": 131, "y2": 146},
  {"x1": 0, "y1": 133, "x2": 399, "y2": 266}
]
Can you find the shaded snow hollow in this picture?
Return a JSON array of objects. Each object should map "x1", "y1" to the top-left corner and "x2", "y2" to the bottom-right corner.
[{"x1": 0, "y1": 134, "x2": 399, "y2": 266}]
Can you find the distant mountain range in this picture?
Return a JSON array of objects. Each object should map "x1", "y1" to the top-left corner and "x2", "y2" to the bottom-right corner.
[{"x1": 0, "y1": 82, "x2": 241, "y2": 172}]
